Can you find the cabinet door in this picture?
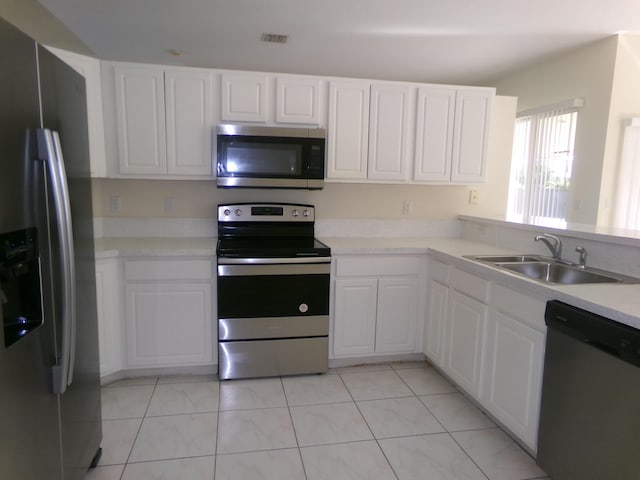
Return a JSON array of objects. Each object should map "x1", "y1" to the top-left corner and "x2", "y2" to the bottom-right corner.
[
  {"x1": 368, "y1": 84, "x2": 411, "y2": 181},
  {"x1": 95, "y1": 259, "x2": 122, "y2": 377},
  {"x1": 326, "y1": 81, "x2": 370, "y2": 179},
  {"x1": 445, "y1": 290, "x2": 487, "y2": 399},
  {"x1": 451, "y1": 89, "x2": 493, "y2": 183},
  {"x1": 220, "y1": 73, "x2": 268, "y2": 122},
  {"x1": 276, "y1": 77, "x2": 322, "y2": 124},
  {"x1": 375, "y1": 277, "x2": 418, "y2": 353},
  {"x1": 484, "y1": 309, "x2": 545, "y2": 451},
  {"x1": 424, "y1": 278, "x2": 448, "y2": 366},
  {"x1": 414, "y1": 87, "x2": 456, "y2": 182},
  {"x1": 125, "y1": 282, "x2": 212, "y2": 367},
  {"x1": 333, "y1": 278, "x2": 377, "y2": 356},
  {"x1": 165, "y1": 69, "x2": 214, "y2": 176},
  {"x1": 114, "y1": 65, "x2": 167, "y2": 175}
]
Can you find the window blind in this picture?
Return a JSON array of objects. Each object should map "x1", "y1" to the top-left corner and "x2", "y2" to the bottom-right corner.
[
  {"x1": 507, "y1": 101, "x2": 580, "y2": 226},
  {"x1": 614, "y1": 118, "x2": 640, "y2": 230}
]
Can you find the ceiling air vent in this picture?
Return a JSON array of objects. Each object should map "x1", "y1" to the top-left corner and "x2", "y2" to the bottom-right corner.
[{"x1": 261, "y1": 33, "x2": 288, "y2": 44}]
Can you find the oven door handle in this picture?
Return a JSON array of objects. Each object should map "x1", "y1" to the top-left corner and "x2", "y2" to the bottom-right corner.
[
  {"x1": 217, "y1": 256, "x2": 331, "y2": 265},
  {"x1": 218, "y1": 263, "x2": 330, "y2": 276}
]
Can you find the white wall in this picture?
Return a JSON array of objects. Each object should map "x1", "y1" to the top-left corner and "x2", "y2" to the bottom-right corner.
[
  {"x1": 488, "y1": 36, "x2": 619, "y2": 225},
  {"x1": 600, "y1": 36, "x2": 640, "y2": 226},
  {"x1": 92, "y1": 96, "x2": 517, "y2": 223}
]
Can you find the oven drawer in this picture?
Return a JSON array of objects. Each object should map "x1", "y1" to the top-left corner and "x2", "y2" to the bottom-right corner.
[
  {"x1": 219, "y1": 315, "x2": 329, "y2": 340},
  {"x1": 218, "y1": 337, "x2": 328, "y2": 380},
  {"x1": 217, "y1": 271, "x2": 330, "y2": 318}
]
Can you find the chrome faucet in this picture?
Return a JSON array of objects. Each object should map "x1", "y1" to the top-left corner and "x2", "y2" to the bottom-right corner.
[
  {"x1": 535, "y1": 233, "x2": 562, "y2": 260},
  {"x1": 575, "y1": 246, "x2": 588, "y2": 268}
]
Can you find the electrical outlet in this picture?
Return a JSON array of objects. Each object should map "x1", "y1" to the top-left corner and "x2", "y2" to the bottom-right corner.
[
  {"x1": 402, "y1": 200, "x2": 413, "y2": 216},
  {"x1": 469, "y1": 190, "x2": 479, "y2": 205},
  {"x1": 164, "y1": 197, "x2": 176, "y2": 213},
  {"x1": 109, "y1": 195, "x2": 122, "y2": 213}
]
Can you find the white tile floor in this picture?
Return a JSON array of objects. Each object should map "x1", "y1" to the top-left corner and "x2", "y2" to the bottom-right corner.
[{"x1": 86, "y1": 362, "x2": 550, "y2": 480}]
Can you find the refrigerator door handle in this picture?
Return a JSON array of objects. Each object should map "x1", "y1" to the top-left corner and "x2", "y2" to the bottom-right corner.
[{"x1": 38, "y1": 128, "x2": 77, "y2": 395}]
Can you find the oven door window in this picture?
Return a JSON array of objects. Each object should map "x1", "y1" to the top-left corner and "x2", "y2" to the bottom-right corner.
[
  {"x1": 218, "y1": 273, "x2": 329, "y2": 318},
  {"x1": 218, "y1": 137, "x2": 303, "y2": 178}
]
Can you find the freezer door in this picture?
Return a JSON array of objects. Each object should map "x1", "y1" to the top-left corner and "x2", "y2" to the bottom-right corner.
[
  {"x1": 0, "y1": 18, "x2": 63, "y2": 480},
  {"x1": 38, "y1": 45, "x2": 103, "y2": 480}
]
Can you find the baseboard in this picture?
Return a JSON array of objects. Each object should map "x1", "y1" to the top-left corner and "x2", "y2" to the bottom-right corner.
[
  {"x1": 328, "y1": 352, "x2": 425, "y2": 369},
  {"x1": 100, "y1": 364, "x2": 218, "y2": 384}
]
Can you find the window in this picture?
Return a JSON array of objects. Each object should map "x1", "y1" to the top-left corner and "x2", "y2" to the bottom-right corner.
[
  {"x1": 507, "y1": 100, "x2": 582, "y2": 227},
  {"x1": 614, "y1": 118, "x2": 640, "y2": 230}
]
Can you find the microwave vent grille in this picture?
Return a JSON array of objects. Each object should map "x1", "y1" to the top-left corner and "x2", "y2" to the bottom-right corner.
[{"x1": 261, "y1": 33, "x2": 288, "y2": 44}]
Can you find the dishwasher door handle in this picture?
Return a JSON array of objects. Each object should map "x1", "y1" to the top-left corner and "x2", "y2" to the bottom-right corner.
[{"x1": 584, "y1": 339, "x2": 621, "y2": 358}]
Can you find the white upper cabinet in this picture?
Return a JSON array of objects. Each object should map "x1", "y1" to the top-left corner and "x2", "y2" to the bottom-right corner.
[
  {"x1": 276, "y1": 77, "x2": 322, "y2": 124},
  {"x1": 368, "y1": 84, "x2": 412, "y2": 181},
  {"x1": 114, "y1": 65, "x2": 167, "y2": 175},
  {"x1": 327, "y1": 80, "x2": 370, "y2": 179},
  {"x1": 101, "y1": 61, "x2": 495, "y2": 182},
  {"x1": 106, "y1": 63, "x2": 214, "y2": 178},
  {"x1": 414, "y1": 87, "x2": 456, "y2": 182},
  {"x1": 414, "y1": 86, "x2": 493, "y2": 184},
  {"x1": 165, "y1": 70, "x2": 214, "y2": 176},
  {"x1": 451, "y1": 88, "x2": 493, "y2": 183},
  {"x1": 329, "y1": 80, "x2": 494, "y2": 185},
  {"x1": 220, "y1": 73, "x2": 268, "y2": 122}
]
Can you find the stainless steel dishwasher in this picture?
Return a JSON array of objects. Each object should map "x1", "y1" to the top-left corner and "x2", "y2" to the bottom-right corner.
[{"x1": 537, "y1": 300, "x2": 640, "y2": 480}]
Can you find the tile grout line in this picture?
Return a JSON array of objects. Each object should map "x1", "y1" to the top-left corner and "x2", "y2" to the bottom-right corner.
[
  {"x1": 118, "y1": 376, "x2": 160, "y2": 480},
  {"x1": 338, "y1": 363, "x2": 401, "y2": 480},
  {"x1": 213, "y1": 375, "x2": 222, "y2": 480},
  {"x1": 393, "y1": 368, "x2": 494, "y2": 480},
  {"x1": 281, "y1": 377, "x2": 309, "y2": 480}
]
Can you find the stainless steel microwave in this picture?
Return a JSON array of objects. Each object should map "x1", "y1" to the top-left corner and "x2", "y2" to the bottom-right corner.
[{"x1": 216, "y1": 124, "x2": 325, "y2": 189}]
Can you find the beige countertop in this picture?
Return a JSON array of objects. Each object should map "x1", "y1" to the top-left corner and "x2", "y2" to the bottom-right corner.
[
  {"x1": 322, "y1": 236, "x2": 640, "y2": 330},
  {"x1": 94, "y1": 235, "x2": 640, "y2": 330},
  {"x1": 94, "y1": 237, "x2": 217, "y2": 258}
]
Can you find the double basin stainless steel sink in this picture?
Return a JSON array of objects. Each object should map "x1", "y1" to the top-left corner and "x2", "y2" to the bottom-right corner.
[{"x1": 464, "y1": 254, "x2": 640, "y2": 285}]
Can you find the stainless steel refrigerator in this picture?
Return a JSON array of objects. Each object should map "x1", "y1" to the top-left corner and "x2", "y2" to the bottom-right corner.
[{"x1": 0, "y1": 17, "x2": 102, "y2": 480}]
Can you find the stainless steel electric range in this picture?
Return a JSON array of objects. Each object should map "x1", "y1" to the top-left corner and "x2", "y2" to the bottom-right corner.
[{"x1": 216, "y1": 203, "x2": 331, "y2": 380}]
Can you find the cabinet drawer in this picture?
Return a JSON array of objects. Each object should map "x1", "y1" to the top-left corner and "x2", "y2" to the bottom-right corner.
[
  {"x1": 491, "y1": 284, "x2": 546, "y2": 330},
  {"x1": 125, "y1": 260, "x2": 212, "y2": 281},
  {"x1": 335, "y1": 255, "x2": 421, "y2": 277},
  {"x1": 451, "y1": 268, "x2": 489, "y2": 303},
  {"x1": 428, "y1": 258, "x2": 450, "y2": 285}
]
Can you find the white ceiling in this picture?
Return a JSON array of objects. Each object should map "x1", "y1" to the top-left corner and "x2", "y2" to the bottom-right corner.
[{"x1": 36, "y1": 0, "x2": 640, "y2": 85}]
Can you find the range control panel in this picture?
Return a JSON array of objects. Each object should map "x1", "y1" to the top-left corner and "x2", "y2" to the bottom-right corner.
[{"x1": 218, "y1": 203, "x2": 315, "y2": 222}]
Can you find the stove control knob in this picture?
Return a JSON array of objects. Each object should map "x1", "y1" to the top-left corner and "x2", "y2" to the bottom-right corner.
[
  {"x1": 223, "y1": 209, "x2": 231, "y2": 216},
  {"x1": 234, "y1": 208, "x2": 242, "y2": 216},
  {"x1": 299, "y1": 303, "x2": 309, "y2": 313},
  {"x1": 292, "y1": 209, "x2": 299, "y2": 217},
  {"x1": 303, "y1": 209, "x2": 310, "y2": 217}
]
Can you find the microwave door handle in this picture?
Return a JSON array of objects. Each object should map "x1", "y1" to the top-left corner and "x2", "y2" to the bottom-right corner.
[{"x1": 38, "y1": 128, "x2": 76, "y2": 395}]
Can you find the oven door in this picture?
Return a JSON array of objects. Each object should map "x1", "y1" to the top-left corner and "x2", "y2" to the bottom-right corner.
[
  {"x1": 217, "y1": 260, "x2": 330, "y2": 335},
  {"x1": 217, "y1": 258, "x2": 330, "y2": 379}
]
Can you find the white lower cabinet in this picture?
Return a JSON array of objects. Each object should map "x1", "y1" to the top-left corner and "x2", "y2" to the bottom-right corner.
[
  {"x1": 424, "y1": 258, "x2": 450, "y2": 365},
  {"x1": 424, "y1": 257, "x2": 547, "y2": 452},
  {"x1": 375, "y1": 277, "x2": 419, "y2": 353},
  {"x1": 444, "y1": 290, "x2": 487, "y2": 399},
  {"x1": 482, "y1": 284, "x2": 547, "y2": 452},
  {"x1": 123, "y1": 259, "x2": 214, "y2": 368},
  {"x1": 442, "y1": 269, "x2": 489, "y2": 400},
  {"x1": 332, "y1": 255, "x2": 423, "y2": 358},
  {"x1": 95, "y1": 258, "x2": 123, "y2": 377},
  {"x1": 333, "y1": 278, "x2": 378, "y2": 356}
]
